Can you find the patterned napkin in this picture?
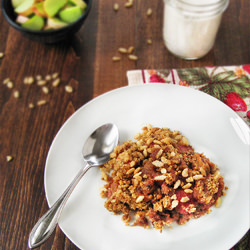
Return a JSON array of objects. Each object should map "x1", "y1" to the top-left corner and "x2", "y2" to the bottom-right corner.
[
  {"x1": 127, "y1": 64, "x2": 250, "y2": 250},
  {"x1": 127, "y1": 65, "x2": 250, "y2": 127}
]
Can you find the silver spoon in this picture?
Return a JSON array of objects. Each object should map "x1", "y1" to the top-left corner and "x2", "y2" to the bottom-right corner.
[{"x1": 28, "y1": 123, "x2": 119, "y2": 249}]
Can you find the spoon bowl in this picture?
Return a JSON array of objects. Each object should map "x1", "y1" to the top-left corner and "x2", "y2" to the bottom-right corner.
[
  {"x1": 28, "y1": 123, "x2": 119, "y2": 249},
  {"x1": 83, "y1": 123, "x2": 118, "y2": 166}
]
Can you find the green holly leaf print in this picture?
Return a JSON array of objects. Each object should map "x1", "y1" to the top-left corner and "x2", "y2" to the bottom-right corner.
[
  {"x1": 177, "y1": 67, "x2": 250, "y2": 101},
  {"x1": 157, "y1": 69, "x2": 171, "y2": 78},
  {"x1": 153, "y1": 70, "x2": 171, "y2": 83},
  {"x1": 201, "y1": 71, "x2": 250, "y2": 101},
  {"x1": 177, "y1": 68, "x2": 210, "y2": 85}
]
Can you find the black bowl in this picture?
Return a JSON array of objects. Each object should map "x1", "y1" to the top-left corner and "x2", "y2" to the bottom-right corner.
[{"x1": 1, "y1": 0, "x2": 92, "y2": 43}]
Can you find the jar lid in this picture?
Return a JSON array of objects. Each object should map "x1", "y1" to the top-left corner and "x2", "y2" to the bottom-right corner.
[
  {"x1": 181, "y1": 0, "x2": 222, "y2": 5},
  {"x1": 165, "y1": 0, "x2": 229, "y2": 17}
]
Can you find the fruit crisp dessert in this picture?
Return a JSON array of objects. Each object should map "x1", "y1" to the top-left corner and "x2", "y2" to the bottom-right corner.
[{"x1": 100, "y1": 125, "x2": 226, "y2": 232}]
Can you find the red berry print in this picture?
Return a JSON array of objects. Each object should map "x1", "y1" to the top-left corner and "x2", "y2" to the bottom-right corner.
[
  {"x1": 149, "y1": 74, "x2": 165, "y2": 83},
  {"x1": 247, "y1": 110, "x2": 250, "y2": 119},
  {"x1": 179, "y1": 80, "x2": 189, "y2": 86},
  {"x1": 242, "y1": 64, "x2": 250, "y2": 74},
  {"x1": 224, "y1": 92, "x2": 247, "y2": 112}
]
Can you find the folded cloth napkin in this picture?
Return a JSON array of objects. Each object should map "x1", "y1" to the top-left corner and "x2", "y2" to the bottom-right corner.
[
  {"x1": 127, "y1": 65, "x2": 250, "y2": 127},
  {"x1": 127, "y1": 64, "x2": 250, "y2": 250}
]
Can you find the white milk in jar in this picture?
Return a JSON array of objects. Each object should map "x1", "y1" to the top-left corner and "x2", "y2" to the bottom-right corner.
[{"x1": 163, "y1": 0, "x2": 229, "y2": 59}]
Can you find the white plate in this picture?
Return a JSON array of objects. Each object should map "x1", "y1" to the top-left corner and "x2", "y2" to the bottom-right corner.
[{"x1": 44, "y1": 84, "x2": 250, "y2": 250}]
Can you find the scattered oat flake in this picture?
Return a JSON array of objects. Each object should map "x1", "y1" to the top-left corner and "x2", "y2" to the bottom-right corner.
[
  {"x1": 42, "y1": 86, "x2": 49, "y2": 94},
  {"x1": 24, "y1": 76, "x2": 35, "y2": 85},
  {"x1": 7, "y1": 81, "x2": 14, "y2": 88},
  {"x1": 127, "y1": 46, "x2": 135, "y2": 54},
  {"x1": 128, "y1": 54, "x2": 138, "y2": 61},
  {"x1": 45, "y1": 75, "x2": 51, "y2": 81},
  {"x1": 52, "y1": 72, "x2": 59, "y2": 79},
  {"x1": 37, "y1": 100, "x2": 47, "y2": 106},
  {"x1": 36, "y1": 75, "x2": 42, "y2": 81},
  {"x1": 147, "y1": 8, "x2": 153, "y2": 16},
  {"x1": 13, "y1": 90, "x2": 20, "y2": 98},
  {"x1": 52, "y1": 78, "x2": 60, "y2": 87},
  {"x1": 3, "y1": 78, "x2": 10, "y2": 84},
  {"x1": 125, "y1": 0, "x2": 133, "y2": 8},
  {"x1": 118, "y1": 47, "x2": 128, "y2": 54},
  {"x1": 147, "y1": 39, "x2": 152, "y2": 44},
  {"x1": 37, "y1": 80, "x2": 47, "y2": 86},
  {"x1": 65, "y1": 85, "x2": 73, "y2": 93},
  {"x1": 112, "y1": 56, "x2": 121, "y2": 62},
  {"x1": 0, "y1": 52, "x2": 4, "y2": 58},
  {"x1": 6, "y1": 155, "x2": 13, "y2": 162},
  {"x1": 113, "y1": 3, "x2": 119, "y2": 11},
  {"x1": 28, "y1": 103, "x2": 35, "y2": 109}
]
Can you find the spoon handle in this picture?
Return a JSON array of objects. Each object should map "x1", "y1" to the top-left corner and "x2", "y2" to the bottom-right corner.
[{"x1": 28, "y1": 164, "x2": 91, "y2": 249}]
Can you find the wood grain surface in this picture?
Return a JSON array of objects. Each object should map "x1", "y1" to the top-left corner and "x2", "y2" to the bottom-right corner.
[{"x1": 0, "y1": 0, "x2": 249, "y2": 249}]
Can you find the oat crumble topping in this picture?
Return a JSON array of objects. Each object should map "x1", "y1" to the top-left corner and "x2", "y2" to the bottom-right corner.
[{"x1": 100, "y1": 125, "x2": 226, "y2": 232}]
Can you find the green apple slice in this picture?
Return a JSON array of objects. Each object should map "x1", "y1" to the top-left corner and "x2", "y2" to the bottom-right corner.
[
  {"x1": 21, "y1": 15, "x2": 44, "y2": 30},
  {"x1": 15, "y1": 0, "x2": 34, "y2": 14},
  {"x1": 46, "y1": 18, "x2": 68, "y2": 29},
  {"x1": 44, "y1": 0, "x2": 67, "y2": 17},
  {"x1": 59, "y1": 6, "x2": 82, "y2": 24},
  {"x1": 69, "y1": 0, "x2": 87, "y2": 10},
  {"x1": 32, "y1": 2, "x2": 47, "y2": 17},
  {"x1": 11, "y1": 0, "x2": 23, "y2": 8}
]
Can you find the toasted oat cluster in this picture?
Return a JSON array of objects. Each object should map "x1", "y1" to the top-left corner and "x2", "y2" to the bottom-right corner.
[{"x1": 100, "y1": 125, "x2": 226, "y2": 232}]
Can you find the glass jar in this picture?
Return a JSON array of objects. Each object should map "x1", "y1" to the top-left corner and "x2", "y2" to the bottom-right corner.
[{"x1": 163, "y1": 0, "x2": 229, "y2": 60}]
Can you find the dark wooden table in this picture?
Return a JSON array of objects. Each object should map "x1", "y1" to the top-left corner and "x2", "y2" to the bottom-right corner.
[{"x1": 0, "y1": 0, "x2": 249, "y2": 249}]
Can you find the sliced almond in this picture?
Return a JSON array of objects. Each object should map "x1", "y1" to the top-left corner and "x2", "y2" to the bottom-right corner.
[
  {"x1": 193, "y1": 174, "x2": 204, "y2": 180},
  {"x1": 136, "y1": 195, "x2": 144, "y2": 203},
  {"x1": 215, "y1": 197, "x2": 221, "y2": 208},
  {"x1": 182, "y1": 183, "x2": 192, "y2": 189},
  {"x1": 152, "y1": 160, "x2": 164, "y2": 167},
  {"x1": 182, "y1": 168, "x2": 189, "y2": 177},
  {"x1": 174, "y1": 179, "x2": 181, "y2": 189},
  {"x1": 180, "y1": 196, "x2": 190, "y2": 203},
  {"x1": 154, "y1": 175, "x2": 167, "y2": 181},
  {"x1": 171, "y1": 200, "x2": 179, "y2": 208}
]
